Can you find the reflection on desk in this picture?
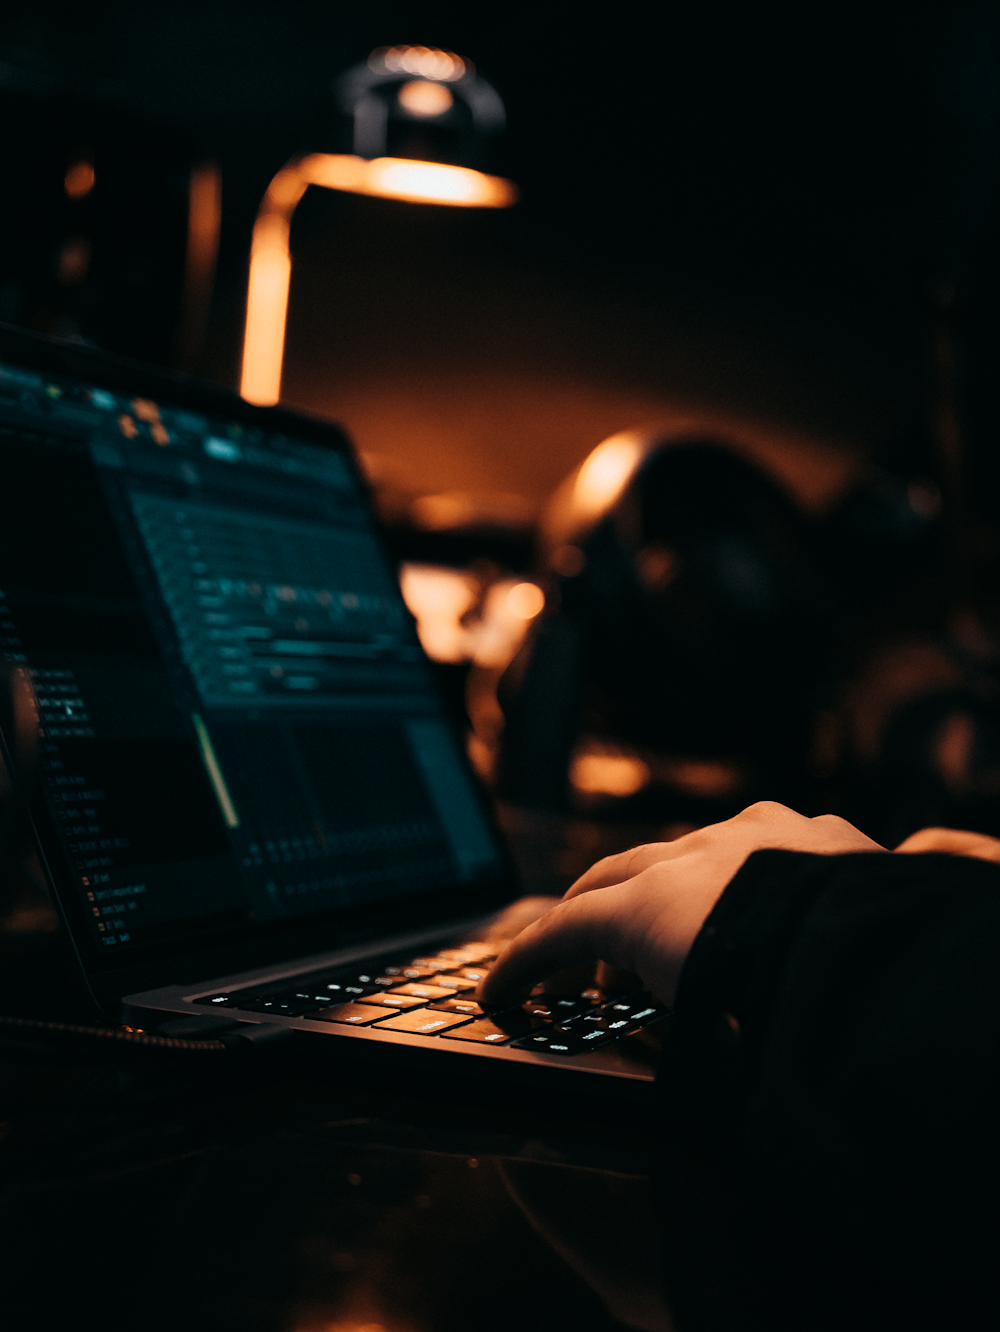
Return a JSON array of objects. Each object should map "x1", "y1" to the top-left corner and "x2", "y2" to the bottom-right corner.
[{"x1": 0, "y1": 1042, "x2": 666, "y2": 1332}]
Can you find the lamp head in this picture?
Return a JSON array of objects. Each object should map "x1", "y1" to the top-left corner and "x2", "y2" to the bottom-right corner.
[{"x1": 333, "y1": 46, "x2": 512, "y2": 200}]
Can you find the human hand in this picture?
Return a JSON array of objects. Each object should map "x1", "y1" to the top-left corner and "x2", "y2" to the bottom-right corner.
[
  {"x1": 480, "y1": 895, "x2": 562, "y2": 943},
  {"x1": 479, "y1": 801, "x2": 884, "y2": 1008},
  {"x1": 895, "y1": 826, "x2": 1000, "y2": 862}
]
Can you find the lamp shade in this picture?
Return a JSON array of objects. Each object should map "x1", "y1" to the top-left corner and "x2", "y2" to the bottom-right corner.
[{"x1": 240, "y1": 46, "x2": 516, "y2": 407}]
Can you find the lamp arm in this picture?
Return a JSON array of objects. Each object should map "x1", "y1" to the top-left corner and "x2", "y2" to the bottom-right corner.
[
  {"x1": 240, "y1": 155, "x2": 375, "y2": 406},
  {"x1": 239, "y1": 162, "x2": 309, "y2": 406}
]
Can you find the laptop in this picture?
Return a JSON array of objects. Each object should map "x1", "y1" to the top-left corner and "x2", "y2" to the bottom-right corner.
[{"x1": 0, "y1": 324, "x2": 665, "y2": 1096}]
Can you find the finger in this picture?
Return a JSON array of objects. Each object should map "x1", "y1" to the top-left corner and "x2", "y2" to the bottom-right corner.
[
  {"x1": 595, "y1": 959, "x2": 644, "y2": 993},
  {"x1": 562, "y1": 845, "x2": 673, "y2": 900},
  {"x1": 561, "y1": 828, "x2": 718, "y2": 901},
  {"x1": 478, "y1": 887, "x2": 631, "y2": 1005},
  {"x1": 895, "y1": 827, "x2": 1000, "y2": 862},
  {"x1": 539, "y1": 965, "x2": 599, "y2": 996},
  {"x1": 483, "y1": 895, "x2": 562, "y2": 943},
  {"x1": 809, "y1": 812, "x2": 885, "y2": 851}
]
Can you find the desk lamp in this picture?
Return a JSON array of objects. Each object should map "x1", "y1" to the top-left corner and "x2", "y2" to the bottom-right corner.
[{"x1": 240, "y1": 45, "x2": 517, "y2": 406}]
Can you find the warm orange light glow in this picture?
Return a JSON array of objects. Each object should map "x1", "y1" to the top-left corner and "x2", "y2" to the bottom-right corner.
[
  {"x1": 175, "y1": 161, "x2": 223, "y2": 369},
  {"x1": 374, "y1": 157, "x2": 511, "y2": 205},
  {"x1": 409, "y1": 489, "x2": 536, "y2": 531},
  {"x1": 64, "y1": 160, "x2": 95, "y2": 199},
  {"x1": 131, "y1": 398, "x2": 160, "y2": 423},
  {"x1": 571, "y1": 750, "x2": 651, "y2": 796},
  {"x1": 241, "y1": 244, "x2": 293, "y2": 405},
  {"x1": 240, "y1": 154, "x2": 516, "y2": 405},
  {"x1": 188, "y1": 163, "x2": 223, "y2": 253},
  {"x1": 506, "y1": 582, "x2": 545, "y2": 620},
  {"x1": 573, "y1": 432, "x2": 645, "y2": 520},
  {"x1": 372, "y1": 44, "x2": 466, "y2": 80},
  {"x1": 399, "y1": 564, "x2": 477, "y2": 662},
  {"x1": 654, "y1": 757, "x2": 742, "y2": 797},
  {"x1": 56, "y1": 236, "x2": 90, "y2": 285},
  {"x1": 399, "y1": 565, "x2": 541, "y2": 666},
  {"x1": 398, "y1": 79, "x2": 454, "y2": 117},
  {"x1": 240, "y1": 173, "x2": 304, "y2": 404},
  {"x1": 301, "y1": 155, "x2": 516, "y2": 208},
  {"x1": 291, "y1": 1320, "x2": 387, "y2": 1332}
]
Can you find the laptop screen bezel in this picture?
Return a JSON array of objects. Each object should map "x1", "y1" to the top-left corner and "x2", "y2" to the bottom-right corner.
[{"x1": 0, "y1": 323, "x2": 520, "y2": 1009}]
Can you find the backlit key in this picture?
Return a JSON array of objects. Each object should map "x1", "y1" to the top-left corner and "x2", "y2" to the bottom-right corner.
[
  {"x1": 426, "y1": 997, "x2": 490, "y2": 1016},
  {"x1": 309, "y1": 1002, "x2": 386, "y2": 1025},
  {"x1": 441, "y1": 1018, "x2": 517, "y2": 1045},
  {"x1": 388, "y1": 982, "x2": 455, "y2": 1000},
  {"x1": 372, "y1": 1009, "x2": 472, "y2": 1035},
  {"x1": 355, "y1": 992, "x2": 427, "y2": 1010}
]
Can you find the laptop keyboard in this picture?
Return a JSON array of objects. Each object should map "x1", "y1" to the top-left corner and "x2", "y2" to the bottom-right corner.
[{"x1": 193, "y1": 942, "x2": 668, "y2": 1056}]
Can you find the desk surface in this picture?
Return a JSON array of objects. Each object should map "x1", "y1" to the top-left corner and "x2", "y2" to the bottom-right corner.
[{"x1": 0, "y1": 930, "x2": 664, "y2": 1332}]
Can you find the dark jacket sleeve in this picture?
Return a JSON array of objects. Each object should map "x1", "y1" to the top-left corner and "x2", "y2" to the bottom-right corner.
[{"x1": 656, "y1": 848, "x2": 1000, "y2": 1332}]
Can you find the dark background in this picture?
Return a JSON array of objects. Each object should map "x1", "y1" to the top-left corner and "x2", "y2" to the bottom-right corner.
[{"x1": 3, "y1": 1, "x2": 998, "y2": 512}]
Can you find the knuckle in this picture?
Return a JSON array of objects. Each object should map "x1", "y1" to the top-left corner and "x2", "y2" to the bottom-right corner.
[
  {"x1": 739, "y1": 800, "x2": 789, "y2": 820},
  {"x1": 811, "y1": 813, "x2": 851, "y2": 832}
]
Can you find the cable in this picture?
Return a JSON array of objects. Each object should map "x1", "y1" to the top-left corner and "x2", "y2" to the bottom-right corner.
[{"x1": 0, "y1": 1014, "x2": 228, "y2": 1052}]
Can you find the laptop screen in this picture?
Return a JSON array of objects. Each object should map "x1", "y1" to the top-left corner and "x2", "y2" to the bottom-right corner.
[{"x1": 0, "y1": 341, "x2": 506, "y2": 976}]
